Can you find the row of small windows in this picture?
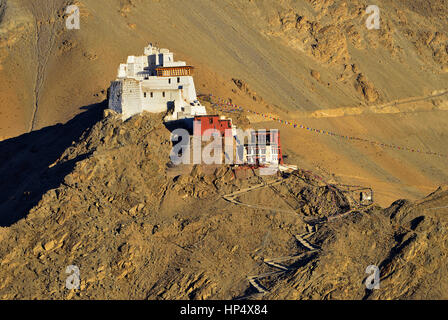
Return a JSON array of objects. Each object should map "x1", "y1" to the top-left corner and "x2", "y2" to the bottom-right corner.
[
  {"x1": 142, "y1": 75, "x2": 181, "y2": 98},
  {"x1": 168, "y1": 77, "x2": 181, "y2": 84},
  {"x1": 144, "y1": 75, "x2": 182, "y2": 81},
  {"x1": 143, "y1": 92, "x2": 166, "y2": 98},
  {"x1": 247, "y1": 146, "x2": 279, "y2": 155}
]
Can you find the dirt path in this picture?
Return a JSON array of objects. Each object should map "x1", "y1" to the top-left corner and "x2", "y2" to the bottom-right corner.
[
  {"x1": 27, "y1": 0, "x2": 64, "y2": 132},
  {"x1": 303, "y1": 89, "x2": 448, "y2": 119},
  {"x1": 222, "y1": 170, "x2": 375, "y2": 298}
]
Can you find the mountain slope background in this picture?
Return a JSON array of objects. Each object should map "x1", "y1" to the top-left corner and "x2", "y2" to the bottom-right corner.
[
  {"x1": 1, "y1": 0, "x2": 448, "y2": 300},
  {"x1": 1, "y1": 0, "x2": 448, "y2": 135},
  {"x1": 1, "y1": 0, "x2": 448, "y2": 205}
]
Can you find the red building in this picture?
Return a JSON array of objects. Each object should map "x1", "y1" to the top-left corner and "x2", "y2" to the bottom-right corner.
[{"x1": 194, "y1": 115, "x2": 233, "y2": 137}]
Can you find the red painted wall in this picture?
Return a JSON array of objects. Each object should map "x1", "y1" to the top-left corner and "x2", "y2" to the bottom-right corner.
[{"x1": 194, "y1": 116, "x2": 232, "y2": 137}]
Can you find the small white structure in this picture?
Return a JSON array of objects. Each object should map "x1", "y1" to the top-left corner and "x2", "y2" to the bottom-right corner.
[
  {"x1": 108, "y1": 43, "x2": 207, "y2": 121},
  {"x1": 240, "y1": 130, "x2": 283, "y2": 166}
]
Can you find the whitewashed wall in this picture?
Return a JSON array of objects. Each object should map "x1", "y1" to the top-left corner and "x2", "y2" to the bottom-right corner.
[{"x1": 121, "y1": 79, "x2": 143, "y2": 120}]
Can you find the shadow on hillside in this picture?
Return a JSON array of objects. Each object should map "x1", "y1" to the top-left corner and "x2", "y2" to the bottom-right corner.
[{"x1": 0, "y1": 100, "x2": 107, "y2": 227}]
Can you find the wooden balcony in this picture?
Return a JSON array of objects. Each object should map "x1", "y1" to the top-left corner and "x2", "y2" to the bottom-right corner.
[{"x1": 155, "y1": 66, "x2": 194, "y2": 77}]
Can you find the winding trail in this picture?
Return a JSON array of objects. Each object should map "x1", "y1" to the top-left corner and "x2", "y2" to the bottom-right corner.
[{"x1": 222, "y1": 170, "x2": 374, "y2": 298}]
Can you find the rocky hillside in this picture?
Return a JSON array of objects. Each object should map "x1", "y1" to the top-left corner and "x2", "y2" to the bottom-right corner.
[
  {"x1": 1, "y1": 0, "x2": 448, "y2": 300},
  {"x1": 1, "y1": 0, "x2": 448, "y2": 207},
  {"x1": 266, "y1": 186, "x2": 448, "y2": 299},
  {"x1": 0, "y1": 110, "x2": 447, "y2": 299}
]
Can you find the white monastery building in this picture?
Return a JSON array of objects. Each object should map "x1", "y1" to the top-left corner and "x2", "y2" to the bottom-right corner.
[{"x1": 108, "y1": 43, "x2": 207, "y2": 121}]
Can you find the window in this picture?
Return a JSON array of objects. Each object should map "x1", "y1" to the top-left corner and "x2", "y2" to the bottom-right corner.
[
  {"x1": 150, "y1": 92, "x2": 153, "y2": 98},
  {"x1": 162, "y1": 92, "x2": 166, "y2": 98},
  {"x1": 168, "y1": 78, "x2": 171, "y2": 84},
  {"x1": 177, "y1": 77, "x2": 180, "y2": 83},
  {"x1": 144, "y1": 92, "x2": 147, "y2": 98},
  {"x1": 209, "y1": 118, "x2": 213, "y2": 124}
]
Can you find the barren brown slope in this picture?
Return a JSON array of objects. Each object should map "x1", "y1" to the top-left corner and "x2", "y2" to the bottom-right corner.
[
  {"x1": 1, "y1": 0, "x2": 447, "y2": 205},
  {"x1": 1, "y1": 0, "x2": 448, "y2": 139},
  {"x1": 265, "y1": 186, "x2": 448, "y2": 300},
  {"x1": 1, "y1": 0, "x2": 448, "y2": 300},
  {"x1": 0, "y1": 111, "x2": 447, "y2": 299}
]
